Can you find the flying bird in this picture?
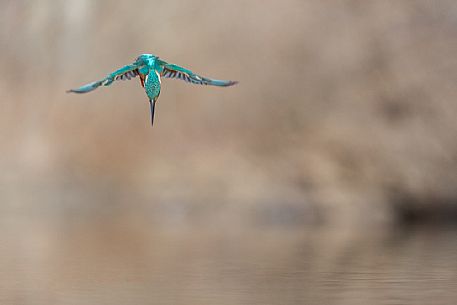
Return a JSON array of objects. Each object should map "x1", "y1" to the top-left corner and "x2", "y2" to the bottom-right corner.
[{"x1": 67, "y1": 54, "x2": 238, "y2": 126}]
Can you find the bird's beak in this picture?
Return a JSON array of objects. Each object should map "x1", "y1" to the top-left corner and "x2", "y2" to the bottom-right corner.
[{"x1": 149, "y1": 99, "x2": 156, "y2": 126}]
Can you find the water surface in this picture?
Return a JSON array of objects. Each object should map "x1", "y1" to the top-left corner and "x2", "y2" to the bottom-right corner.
[{"x1": 1, "y1": 213, "x2": 456, "y2": 305}]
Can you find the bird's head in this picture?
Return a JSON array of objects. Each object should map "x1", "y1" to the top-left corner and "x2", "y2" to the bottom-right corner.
[{"x1": 136, "y1": 54, "x2": 156, "y2": 65}]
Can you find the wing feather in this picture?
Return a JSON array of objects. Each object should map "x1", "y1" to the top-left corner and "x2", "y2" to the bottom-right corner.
[
  {"x1": 68, "y1": 63, "x2": 142, "y2": 93},
  {"x1": 160, "y1": 63, "x2": 237, "y2": 87},
  {"x1": 115, "y1": 69, "x2": 139, "y2": 81}
]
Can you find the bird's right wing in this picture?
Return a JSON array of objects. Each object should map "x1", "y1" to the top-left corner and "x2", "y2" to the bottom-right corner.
[
  {"x1": 158, "y1": 60, "x2": 237, "y2": 87},
  {"x1": 67, "y1": 63, "x2": 143, "y2": 94}
]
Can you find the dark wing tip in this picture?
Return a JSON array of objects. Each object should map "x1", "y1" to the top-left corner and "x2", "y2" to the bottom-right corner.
[
  {"x1": 218, "y1": 80, "x2": 238, "y2": 87},
  {"x1": 66, "y1": 89, "x2": 84, "y2": 94}
]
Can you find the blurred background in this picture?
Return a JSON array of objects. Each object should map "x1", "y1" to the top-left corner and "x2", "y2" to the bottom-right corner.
[{"x1": 1, "y1": 1, "x2": 457, "y2": 304}]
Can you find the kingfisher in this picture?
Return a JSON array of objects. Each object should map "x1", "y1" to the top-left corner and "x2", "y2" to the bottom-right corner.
[{"x1": 68, "y1": 54, "x2": 237, "y2": 126}]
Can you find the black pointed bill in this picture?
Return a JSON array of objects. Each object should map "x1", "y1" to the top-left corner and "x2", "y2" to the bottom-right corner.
[{"x1": 149, "y1": 99, "x2": 156, "y2": 126}]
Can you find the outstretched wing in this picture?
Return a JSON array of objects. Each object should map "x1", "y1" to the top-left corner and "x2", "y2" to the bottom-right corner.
[
  {"x1": 66, "y1": 80, "x2": 106, "y2": 94},
  {"x1": 67, "y1": 63, "x2": 142, "y2": 94},
  {"x1": 159, "y1": 61, "x2": 237, "y2": 87}
]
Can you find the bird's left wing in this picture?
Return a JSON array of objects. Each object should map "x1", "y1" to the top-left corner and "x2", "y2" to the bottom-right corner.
[
  {"x1": 67, "y1": 63, "x2": 142, "y2": 94},
  {"x1": 158, "y1": 60, "x2": 237, "y2": 87}
]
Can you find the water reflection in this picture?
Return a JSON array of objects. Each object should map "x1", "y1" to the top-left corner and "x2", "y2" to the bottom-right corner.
[{"x1": 1, "y1": 211, "x2": 456, "y2": 305}]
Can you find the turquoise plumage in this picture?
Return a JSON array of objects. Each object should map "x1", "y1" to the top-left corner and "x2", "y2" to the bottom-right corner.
[{"x1": 68, "y1": 54, "x2": 238, "y2": 126}]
